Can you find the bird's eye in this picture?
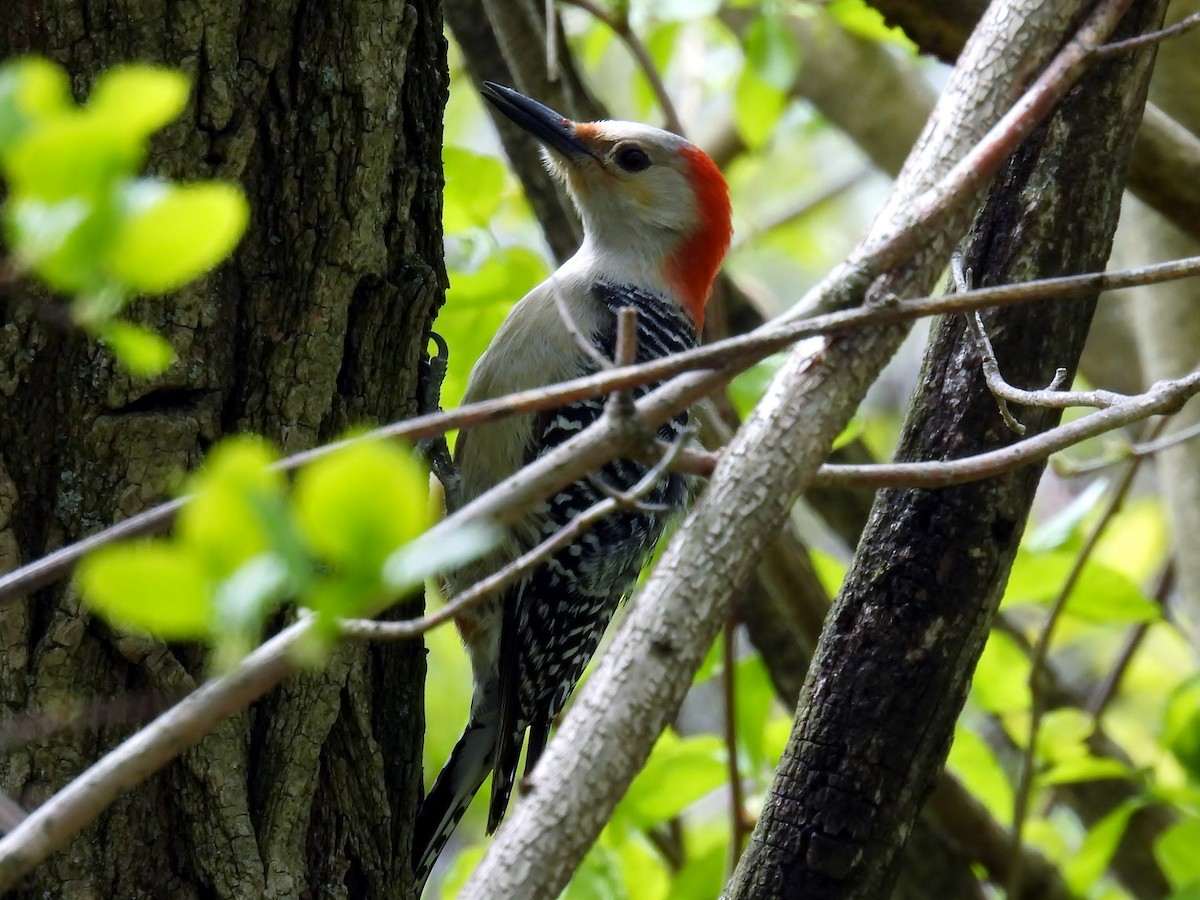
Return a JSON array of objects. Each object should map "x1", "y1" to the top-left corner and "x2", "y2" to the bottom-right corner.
[{"x1": 614, "y1": 145, "x2": 651, "y2": 173}]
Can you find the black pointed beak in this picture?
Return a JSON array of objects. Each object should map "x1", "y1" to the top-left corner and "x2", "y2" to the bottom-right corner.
[{"x1": 481, "y1": 82, "x2": 594, "y2": 159}]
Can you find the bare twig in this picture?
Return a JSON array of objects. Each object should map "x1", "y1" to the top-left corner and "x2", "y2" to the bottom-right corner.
[
  {"x1": 1006, "y1": 419, "x2": 1165, "y2": 898},
  {"x1": 558, "y1": 0, "x2": 685, "y2": 135},
  {"x1": 1091, "y1": 11, "x2": 1200, "y2": 60},
  {"x1": 722, "y1": 619, "x2": 752, "y2": 876},
  {"x1": 554, "y1": 278, "x2": 612, "y2": 371},
  {"x1": 463, "y1": 2, "x2": 1147, "y2": 892},
  {"x1": 5, "y1": 254, "x2": 1200, "y2": 607},
  {"x1": 340, "y1": 422, "x2": 691, "y2": 641}
]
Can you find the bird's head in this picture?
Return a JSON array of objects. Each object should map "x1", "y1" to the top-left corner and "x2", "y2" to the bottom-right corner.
[{"x1": 482, "y1": 82, "x2": 732, "y2": 330}]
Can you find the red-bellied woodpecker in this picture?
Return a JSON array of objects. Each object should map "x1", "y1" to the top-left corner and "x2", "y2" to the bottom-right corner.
[{"x1": 412, "y1": 82, "x2": 732, "y2": 880}]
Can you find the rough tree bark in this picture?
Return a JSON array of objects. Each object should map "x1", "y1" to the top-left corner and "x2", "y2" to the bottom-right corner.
[
  {"x1": 0, "y1": 2, "x2": 445, "y2": 897},
  {"x1": 724, "y1": 3, "x2": 1167, "y2": 898}
]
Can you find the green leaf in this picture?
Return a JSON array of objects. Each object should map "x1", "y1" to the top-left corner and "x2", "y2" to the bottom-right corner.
[
  {"x1": 1065, "y1": 799, "x2": 1141, "y2": 895},
  {"x1": 1003, "y1": 552, "x2": 1161, "y2": 624},
  {"x1": 733, "y1": 66, "x2": 787, "y2": 151},
  {"x1": 383, "y1": 522, "x2": 498, "y2": 593},
  {"x1": 825, "y1": 0, "x2": 916, "y2": 51},
  {"x1": 440, "y1": 246, "x2": 549, "y2": 409},
  {"x1": 744, "y1": 14, "x2": 800, "y2": 91},
  {"x1": 808, "y1": 547, "x2": 847, "y2": 597},
  {"x1": 108, "y1": 180, "x2": 249, "y2": 293},
  {"x1": 947, "y1": 724, "x2": 1013, "y2": 825},
  {"x1": 1156, "y1": 818, "x2": 1200, "y2": 889},
  {"x1": 99, "y1": 320, "x2": 176, "y2": 375},
  {"x1": 611, "y1": 830, "x2": 669, "y2": 900},
  {"x1": 665, "y1": 840, "x2": 725, "y2": 900},
  {"x1": 1168, "y1": 883, "x2": 1200, "y2": 900},
  {"x1": 88, "y1": 65, "x2": 190, "y2": 139},
  {"x1": 176, "y1": 436, "x2": 286, "y2": 578},
  {"x1": 1164, "y1": 675, "x2": 1200, "y2": 781},
  {"x1": 0, "y1": 56, "x2": 73, "y2": 157},
  {"x1": 1038, "y1": 756, "x2": 1132, "y2": 787},
  {"x1": 1024, "y1": 478, "x2": 1107, "y2": 552},
  {"x1": 1036, "y1": 708, "x2": 1092, "y2": 764},
  {"x1": 618, "y1": 732, "x2": 726, "y2": 827},
  {"x1": 294, "y1": 439, "x2": 430, "y2": 578},
  {"x1": 727, "y1": 353, "x2": 784, "y2": 417},
  {"x1": 443, "y1": 147, "x2": 507, "y2": 233},
  {"x1": 565, "y1": 841, "x2": 628, "y2": 900},
  {"x1": 77, "y1": 541, "x2": 212, "y2": 637},
  {"x1": 971, "y1": 629, "x2": 1031, "y2": 714},
  {"x1": 439, "y1": 843, "x2": 486, "y2": 899},
  {"x1": 734, "y1": 652, "x2": 777, "y2": 773},
  {"x1": 5, "y1": 112, "x2": 141, "y2": 200}
]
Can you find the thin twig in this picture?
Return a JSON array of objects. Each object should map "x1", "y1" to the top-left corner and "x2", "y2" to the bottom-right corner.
[
  {"x1": 554, "y1": 278, "x2": 612, "y2": 371},
  {"x1": 1053, "y1": 414, "x2": 1200, "y2": 477},
  {"x1": 1091, "y1": 11, "x2": 1200, "y2": 60},
  {"x1": 6, "y1": 253, "x2": 1200, "y2": 606},
  {"x1": 558, "y1": 0, "x2": 685, "y2": 135},
  {"x1": 954, "y1": 253, "x2": 1120, "y2": 435},
  {"x1": 340, "y1": 423, "x2": 691, "y2": 641},
  {"x1": 1006, "y1": 419, "x2": 1166, "y2": 898},
  {"x1": 545, "y1": 0, "x2": 559, "y2": 81},
  {"x1": 722, "y1": 619, "x2": 752, "y2": 875}
]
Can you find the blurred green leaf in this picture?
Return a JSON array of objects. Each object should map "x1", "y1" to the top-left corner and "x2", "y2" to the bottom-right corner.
[
  {"x1": 1065, "y1": 799, "x2": 1141, "y2": 895},
  {"x1": 734, "y1": 652, "x2": 776, "y2": 773},
  {"x1": 727, "y1": 353, "x2": 783, "y2": 417},
  {"x1": 1038, "y1": 756, "x2": 1132, "y2": 787},
  {"x1": 947, "y1": 724, "x2": 1012, "y2": 825},
  {"x1": 612, "y1": 830, "x2": 670, "y2": 900},
  {"x1": 439, "y1": 843, "x2": 486, "y2": 899},
  {"x1": 383, "y1": 522, "x2": 498, "y2": 593},
  {"x1": 734, "y1": 66, "x2": 787, "y2": 151},
  {"x1": 99, "y1": 320, "x2": 176, "y2": 375},
  {"x1": 566, "y1": 841, "x2": 627, "y2": 900},
  {"x1": 1003, "y1": 552, "x2": 1161, "y2": 624},
  {"x1": 77, "y1": 541, "x2": 211, "y2": 637},
  {"x1": 618, "y1": 732, "x2": 726, "y2": 827},
  {"x1": 826, "y1": 0, "x2": 917, "y2": 50},
  {"x1": 108, "y1": 180, "x2": 249, "y2": 293},
  {"x1": 440, "y1": 246, "x2": 549, "y2": 409},
  {"x1": 1156, "y1": 818, "x2": 1200, "y2": 889},
  {"x1": 1036, "y1": 708, "x2": 1092, "y2": 764},
  {"x1": 665, "y1": 839, "x2": 725, "y2": 900},
  {"x1": 971, "y1": 629, "x2": 1031, "y2": 714},
  {"x1": 808, "y1": 547, "x2": 847, "y2": 597},
  {"x1": 88, "y1": 65, "x2": 189, "y2": 139},
  {"x1": 1165, "y1": 675, "x2": 1200, "y2": 781},
  {"x1": 294, "y1": 439, "x2": 430, "y2": 579},
  {"x1": 444, "y1": 147, "x2": 507, "y2": 233},
  {"x1": 5, "y1": 112, "x2": 140, "y2": 200},
  {"x1": 177, "y1": 436, "x2": 286, "y2": 579},
  {"x1": 744, "y1": 14, "x2": 800, "y2": 91},
  {"x1": 0, "y1": 57, "x2": 72, "y2": 156},
  {"x1": 1024, "y1": 478, "x2": 1107, "y2": 553},
  {"x1": 1168, "y1": 885, "x2": 1200, "y2": 900}
]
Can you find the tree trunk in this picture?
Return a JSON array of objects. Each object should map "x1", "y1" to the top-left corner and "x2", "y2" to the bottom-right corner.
[
  {"x1": 724, "y1": 3, "x2": 1166, "y2": 898},
  {"x1": 0, "y1": 2, "x2": 446, "y2": 897}
]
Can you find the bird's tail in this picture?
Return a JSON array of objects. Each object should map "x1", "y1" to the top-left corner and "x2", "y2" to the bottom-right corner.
[{"x1": 412, "y1": 716, "x2": 497, "y2": 883}]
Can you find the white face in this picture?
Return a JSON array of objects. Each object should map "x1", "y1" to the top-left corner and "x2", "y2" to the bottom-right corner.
[{"x1": 541, "y1": 122, "x2": 701, "y2": 247}]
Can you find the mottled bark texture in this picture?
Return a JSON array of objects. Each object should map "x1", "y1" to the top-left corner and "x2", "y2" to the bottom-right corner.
[
  {"x1": 0, "y1": 2, "x2": 446, "y2": 897},
  {"x1": 724, "y1": 4, "x2": 1166, "y2": 899}
]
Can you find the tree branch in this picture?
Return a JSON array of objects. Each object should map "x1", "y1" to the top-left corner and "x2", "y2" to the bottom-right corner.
[{"x1": 460, "y1": 1, "x2": 1139, "y2": 895}]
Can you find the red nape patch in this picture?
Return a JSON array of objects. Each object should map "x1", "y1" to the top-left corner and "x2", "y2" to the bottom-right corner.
[{"x1": 666, "y1": 146, "x2": 732, "y2": 331}]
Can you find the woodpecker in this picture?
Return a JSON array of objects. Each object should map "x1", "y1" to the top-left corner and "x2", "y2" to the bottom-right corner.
[{"x1": 412, "y1": 83, "x2": 732, "y2": 880}]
